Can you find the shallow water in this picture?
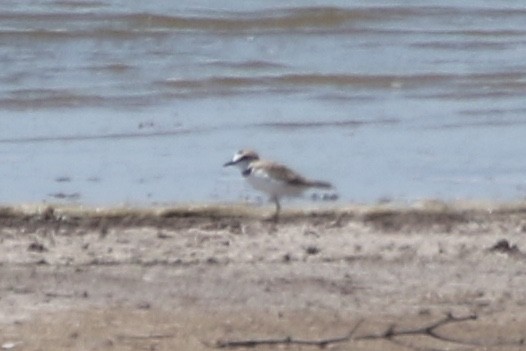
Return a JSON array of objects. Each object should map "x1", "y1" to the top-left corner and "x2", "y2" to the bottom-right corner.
[{"x1": 0, "y1": 1, "x2": 525, "y2": 205}]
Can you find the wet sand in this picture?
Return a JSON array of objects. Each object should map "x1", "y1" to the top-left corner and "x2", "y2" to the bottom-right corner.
[{"x1": 1, "y1": 201, "x2": 526, "y2": 350}]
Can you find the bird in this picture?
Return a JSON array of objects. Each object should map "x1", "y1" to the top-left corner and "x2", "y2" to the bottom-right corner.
[{"x1": 224, "y1": 149, "x2": 333, "y2": 219}]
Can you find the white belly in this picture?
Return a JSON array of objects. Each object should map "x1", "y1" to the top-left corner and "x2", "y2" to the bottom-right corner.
[{"x1": 246, "y1": 173, "x2": 305, "y2": 199}]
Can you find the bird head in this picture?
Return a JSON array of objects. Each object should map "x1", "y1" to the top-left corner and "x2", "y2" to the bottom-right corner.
[{"x1": 223, "y1": 149, "x2": 260, "y2": 170}]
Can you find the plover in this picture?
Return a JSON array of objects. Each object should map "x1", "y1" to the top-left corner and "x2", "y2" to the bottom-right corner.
[{"x1": 224, "y1": 149, "x2": 333, "y2": 219}]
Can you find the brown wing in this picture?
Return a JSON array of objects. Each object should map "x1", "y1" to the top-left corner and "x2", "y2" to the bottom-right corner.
[{"x1": 251, "y1": 160, "x2": 332, "y2": 188}]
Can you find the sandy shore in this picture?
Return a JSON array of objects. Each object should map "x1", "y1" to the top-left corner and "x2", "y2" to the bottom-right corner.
[{"x1": 1, "y1": 201, "x2": 526, "y2": 350}]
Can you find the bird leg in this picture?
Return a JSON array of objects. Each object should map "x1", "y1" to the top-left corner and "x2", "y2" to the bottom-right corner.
[{"x1": 271, "y1": 197, "x2": 281, "y2": 222}]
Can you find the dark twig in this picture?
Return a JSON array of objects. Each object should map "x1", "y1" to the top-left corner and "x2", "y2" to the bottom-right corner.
[
  {"x1": 211, "y1": 313, "x2": 524, "y2": 350},
  {"x1": 358, "y1": 312, "x2": 476, "y2": 342},
  {"x1": 214, "y1": 319, "x2": 364, "y2": 349},
  {"x1": 355, "y1": 313, "x2": 478, "y2": 351},
  {"x1": 116, "y1": 333, "x2": 176, "y2": 340}
]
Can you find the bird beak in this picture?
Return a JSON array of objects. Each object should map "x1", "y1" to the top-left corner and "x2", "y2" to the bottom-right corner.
[{"x1": 223, "y1": 160, "x2": 236, "y2": 167}]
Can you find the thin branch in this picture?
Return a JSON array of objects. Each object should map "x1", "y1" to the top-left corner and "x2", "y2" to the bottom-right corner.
[
  {"x1": 364, "y1": 313, "x2": 477, "y2": 342},
  {"x1": 214, "y1": 319, "x2": 364, "y2": 349},
  {"x1": 116, "y1": 333, "x2": 176, "y2": 340},
  {"x1": 211, "y1": 313, "x2": 525, "y2": 350}
]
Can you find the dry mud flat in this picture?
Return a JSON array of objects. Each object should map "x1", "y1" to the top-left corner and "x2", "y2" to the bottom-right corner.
[{"x1": 0, "y1": 201, "x2": 526, "y2": 351}]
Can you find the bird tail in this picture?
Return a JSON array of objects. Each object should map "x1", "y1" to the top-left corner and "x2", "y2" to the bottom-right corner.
[{"x1": 306, "y1": 180, "x2": 333, "y2": 189}]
